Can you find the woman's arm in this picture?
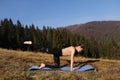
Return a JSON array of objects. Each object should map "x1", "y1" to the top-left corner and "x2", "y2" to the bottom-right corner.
[{"x1": 70, "y1": 48, "x2": 75, "y2": 71}]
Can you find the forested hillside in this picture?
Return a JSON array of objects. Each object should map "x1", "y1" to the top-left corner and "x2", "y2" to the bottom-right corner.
[
  {"x1": 0, "y1": 18, "x2": 120, "y2": 59},
  {"x1": 66, "y1": 21, "x2": 120, "y2": 41},
  {"x1": 0, "y1": 18, "x2": 84, "y2": 50}
]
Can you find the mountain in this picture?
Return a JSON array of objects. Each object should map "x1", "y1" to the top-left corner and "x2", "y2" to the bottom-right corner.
[{"x1": 65, "y1": 21, "x2": 120, "y2": 41}]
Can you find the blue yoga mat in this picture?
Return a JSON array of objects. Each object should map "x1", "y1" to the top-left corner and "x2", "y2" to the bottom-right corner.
[
  {"x1": 29, "y1": 64, "x2": 96, "y2": 72},
  {"x1": 60, "y1": 64, "x2": 96, "y2": 72},
  {"x1": 29, "y1": 66, "x2": 53, "y2": 70},
  {"x1": 29, "y1": 66, "x2": 40, "y2": 70}
]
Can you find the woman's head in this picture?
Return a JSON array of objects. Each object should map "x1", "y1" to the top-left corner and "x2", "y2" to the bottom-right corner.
[{"x1": 75, "y1": 44, "x2": 84, "y2": 52}]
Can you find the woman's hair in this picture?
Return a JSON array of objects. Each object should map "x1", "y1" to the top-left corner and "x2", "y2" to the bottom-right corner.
[{"x1": 79, "y1": 44, "x2": 84, "y2": 48}]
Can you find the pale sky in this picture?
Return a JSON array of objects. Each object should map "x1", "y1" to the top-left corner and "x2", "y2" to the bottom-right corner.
[{"x1": 0, "y1": 0, "x2": 120, "y2": 28}]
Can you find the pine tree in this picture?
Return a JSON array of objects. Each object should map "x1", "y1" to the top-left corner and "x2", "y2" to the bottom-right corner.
[{"x1": 15, "y1": 20, "x2": 24, "y2": 49}]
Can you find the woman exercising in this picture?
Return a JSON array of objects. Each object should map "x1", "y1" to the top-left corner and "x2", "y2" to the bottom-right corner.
[{"x1": 46, "y1": 44, "x2": 84, "y2": 71}]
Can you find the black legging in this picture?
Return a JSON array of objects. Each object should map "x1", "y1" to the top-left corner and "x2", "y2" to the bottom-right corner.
[{"x1": 47, "y1": 48, "x2": 62, "y2": 67}]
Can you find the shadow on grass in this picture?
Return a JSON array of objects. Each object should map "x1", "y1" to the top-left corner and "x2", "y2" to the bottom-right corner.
[
  {"x1": 45, "y1": 59, "x2": 100, "y2": 68},
  {"x1": 65, "y1": 59, "x2": 100, "y2": 67},
  {"x1": 45, "y1": 64, "x2": 68, "y2": 68}
]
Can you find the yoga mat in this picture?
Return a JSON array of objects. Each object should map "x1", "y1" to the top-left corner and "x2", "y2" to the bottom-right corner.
[{"x1": 29, "y1": 64, "x2": 96, "y2": 72}]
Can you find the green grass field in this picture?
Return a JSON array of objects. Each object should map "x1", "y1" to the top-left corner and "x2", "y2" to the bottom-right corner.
[{"x1": 0, "y1": 48, "x2": 120, "y2": 80}]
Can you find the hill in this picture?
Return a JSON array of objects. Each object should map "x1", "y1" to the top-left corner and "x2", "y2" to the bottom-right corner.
[
  {"x1": 65, "y1": 21, "x2": 120, "y2": 41},
  {"x1": 0, "y1": 48, "x2": 120, "y2": 80}
]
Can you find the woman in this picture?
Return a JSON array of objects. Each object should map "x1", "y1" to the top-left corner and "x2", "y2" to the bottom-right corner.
[{"x1": 46, "y1": 44, "x2": 84, "y2": 71}]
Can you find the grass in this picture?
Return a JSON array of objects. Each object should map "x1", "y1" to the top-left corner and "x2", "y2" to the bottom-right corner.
[{"x1": 0, "y1": 48, "x2": 120, "y2": 80}]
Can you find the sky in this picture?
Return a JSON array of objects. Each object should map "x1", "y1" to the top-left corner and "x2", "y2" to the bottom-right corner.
[{"x1": 0, "y1": 0, "x2": 120, "y2": 28}]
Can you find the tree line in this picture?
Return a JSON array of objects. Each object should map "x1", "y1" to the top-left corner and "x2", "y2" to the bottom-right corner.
[{"x1": 0, "y1": 18, "x2": 119, "y2": 60}]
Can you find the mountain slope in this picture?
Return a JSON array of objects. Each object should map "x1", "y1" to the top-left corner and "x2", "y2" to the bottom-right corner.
[
  {"x1": 65, "y1": 21, "x2": 120, "y2": 40},
  {"x1": 0, "y1": 48, "x2": 120, "y2": 80}
]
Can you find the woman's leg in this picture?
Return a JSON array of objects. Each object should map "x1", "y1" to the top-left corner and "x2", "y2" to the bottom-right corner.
[
  {"x1": 53, "y1": 54, "x2": 60, "y2": 67},
  {"x1": 47, "y1": 48, "x2": 62, "y2": 68}
]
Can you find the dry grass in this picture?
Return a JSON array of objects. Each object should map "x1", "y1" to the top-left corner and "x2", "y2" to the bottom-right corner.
[{"x1": 0, "y1": 48, "x2": 120, "y2": 80}]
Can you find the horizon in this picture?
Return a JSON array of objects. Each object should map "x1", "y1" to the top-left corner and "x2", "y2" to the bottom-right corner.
[{"x1": 1, "y1": 0, "x2": 120, "y2": 28}]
